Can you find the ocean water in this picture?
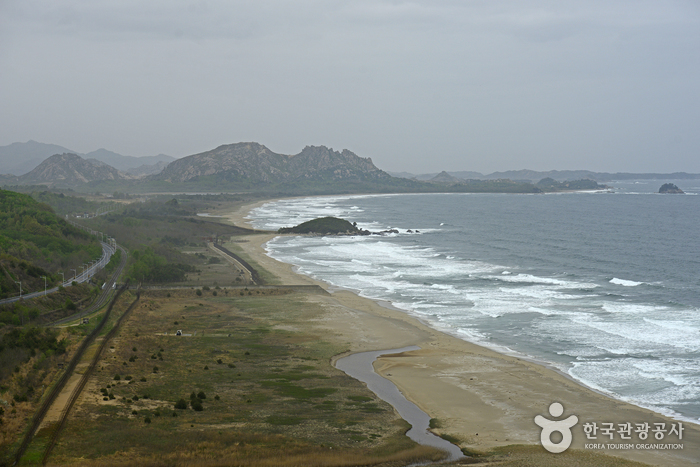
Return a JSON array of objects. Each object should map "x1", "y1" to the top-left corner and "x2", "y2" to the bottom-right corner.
[{"x1": 248, "y1": 180, "x2": 700, "y2": 424}]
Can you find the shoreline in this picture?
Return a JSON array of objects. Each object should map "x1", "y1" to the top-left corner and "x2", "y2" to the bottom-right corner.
[{"x1": 224, "y1": 196, "x2": 700, "y2": 466}]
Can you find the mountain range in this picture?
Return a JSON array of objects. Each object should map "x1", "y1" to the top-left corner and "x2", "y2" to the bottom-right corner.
[
  {"x1": 0, "y1": 142, "x2": 409, "y2": 193},
  {"x1": 1, "y1": 140, "x2": 698, "y2": 194},
  {"x1": 155, "y1": 142, "x2": 390, "y2": 184},
  {"x1": 391, "y1": 169, "x2": 700, "y2": 183},
  {"x1": 0, "y1": 140, "x2": 174, "y2": 175}
]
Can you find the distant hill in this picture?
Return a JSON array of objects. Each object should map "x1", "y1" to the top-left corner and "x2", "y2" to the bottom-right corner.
[
  {"x1": 393, "y1": 168, "x2": 700, "y2": 183},
  {"x1": 535, "y1": 177, "x2": 607, "y2": 191},
  {"x1": 85, "y1": 149, "x2": 174, "y2": 172},
  {"x1": 0, "y1": 141, "x2": 74, "y2": 175},
  {"x1": 126, "y1": 160, "x2": 171, "y2": 177},
  {"x1": 0, "y1": 141, "x2": 175, "y2": 176},
  {"x1": 390, "y1": 170, "x2": 484, "y2": 180},
  {"x1": 153, "y1": 142, "x2": 399, "y2": 192},
  {"x1": 18, "y1": 153, "x2": 127, "y2": 186},
  {"x1": 484, "y1": 170, "x2": 700, "y2": 182},
  {"x1": 157, "y1": 142, "x2": 291, "y2": 183},
  {"x1": 429, "y1": 171, "x2": 464, "y2": 184}
]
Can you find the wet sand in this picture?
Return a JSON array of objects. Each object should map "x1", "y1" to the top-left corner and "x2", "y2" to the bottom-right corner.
[{"x1": 224, "y1": 199, "x2": 700, "y2": 466}]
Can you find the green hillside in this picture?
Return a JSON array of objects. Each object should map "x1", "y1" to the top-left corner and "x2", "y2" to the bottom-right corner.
[
  {"x1": 278, "y1": 217, "x2": 361, "y2": 234},
  {"x1": 0, "y1": 189, "x2": 102, "y2": 300}
]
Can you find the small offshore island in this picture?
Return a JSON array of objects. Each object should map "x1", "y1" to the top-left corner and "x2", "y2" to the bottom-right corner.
[
  {"x1": 278, "y1": 216, "x2": 405, "y2": 236},
  {"x1": 658, "y1": 183, "x2": 684, "y2": 194}
]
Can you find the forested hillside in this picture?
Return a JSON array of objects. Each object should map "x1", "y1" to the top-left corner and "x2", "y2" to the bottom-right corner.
[{"x1": 0, "y1": 189, "x2": 102, "y2": 300}]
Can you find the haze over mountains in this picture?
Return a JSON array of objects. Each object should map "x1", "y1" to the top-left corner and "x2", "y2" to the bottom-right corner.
[
  {"x1": 18, "y1": 153, "x2": 125, "y2": 185},
  {"x1": 156, "y1": 143, "x2": 389, "y2": 184},
  {"x1": 0, "y1": 140, "x2": 174, "y2": 175},
  {"x1": 392, "y1": 169, "x2": 700, "y2": 183},
  {"x1": 1, "y1": 140, "x2": 699, "y2": 193},
  {"x1": 0, "y1": 142, "x2": 403, "y2": 193}
]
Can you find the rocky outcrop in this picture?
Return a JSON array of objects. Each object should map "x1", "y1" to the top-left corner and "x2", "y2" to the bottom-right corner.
[
  {"x1": 659, "y1": 183, "x2": 684, "y2": 194},
  {"x1": 19, "y1": 153, "x2": 127, "y2": 185},
  {"x1": 153, "y1": 142, "x2": 390, "y2": 184}
]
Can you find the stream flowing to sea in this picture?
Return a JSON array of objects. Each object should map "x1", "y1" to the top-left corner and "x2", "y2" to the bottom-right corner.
[
  {"x1": 335, "y1": 346, "x2": 464, "y2": 461},
  {"x1": 248, "y1": 180, "x2": 700, "y2": 424}
]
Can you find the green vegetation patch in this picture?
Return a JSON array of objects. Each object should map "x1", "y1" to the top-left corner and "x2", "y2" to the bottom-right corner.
[
  {"x1": 260, "y1": 380, "x2": 338, "y2": 400},
  {"x1": 49, "y1": 291, "x2": 437, "y2": 466},
  {"x1": 0, "y1": 189, "x2": 102, "y2": 300},
  {"x1": 278, "y1": 216, "x2": 360, "y2": 235},
  {"x1": 125, "y1": 247, "x2": 196, "y2": 283}
]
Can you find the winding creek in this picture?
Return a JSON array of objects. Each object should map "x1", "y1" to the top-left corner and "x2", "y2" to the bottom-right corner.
[{"x1": 335, "y1": 346, "x2": 464, "y2": 462}]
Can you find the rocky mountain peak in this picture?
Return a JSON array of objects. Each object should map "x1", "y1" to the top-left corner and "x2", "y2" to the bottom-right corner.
[{"x1": 19, "y1": 153, "x2": 126, "y2": 185}]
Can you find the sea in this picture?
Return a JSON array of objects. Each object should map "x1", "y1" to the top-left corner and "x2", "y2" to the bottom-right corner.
[{"x1": 247, "y1": 180, "x2": 700, "y2": 424}]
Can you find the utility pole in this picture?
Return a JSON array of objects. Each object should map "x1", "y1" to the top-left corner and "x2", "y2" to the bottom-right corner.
[
  {"x1": 15, "y1": 281, "x2": 23, "y2": 325},
  {"x1": 59, "y1": 271, "x2": 65, "y2": 285},
  {"x1": 41, "y1": 276, "x2": 47, "y2": 295}
]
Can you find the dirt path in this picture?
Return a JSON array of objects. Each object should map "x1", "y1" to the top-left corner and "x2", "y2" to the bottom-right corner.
[{"x1": 38, "y1": 363, "x2": 89, "y2": 429}]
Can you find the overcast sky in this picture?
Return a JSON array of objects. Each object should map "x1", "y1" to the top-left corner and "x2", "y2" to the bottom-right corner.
[{"x1": 1, "y1": 1, "x2": 699, "y2": 174}]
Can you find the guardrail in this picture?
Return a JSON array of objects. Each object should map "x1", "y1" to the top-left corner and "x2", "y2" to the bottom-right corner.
[
  {"x1": 0, "y1": 241, "x2": 116, "y2": 306},
  {"x1": 0, "y1": 218, "x2": 118, "y2": 305}
]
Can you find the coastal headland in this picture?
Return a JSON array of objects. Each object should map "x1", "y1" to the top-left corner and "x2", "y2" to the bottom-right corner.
[{"x1": 225, "y1": 198, "x2": 700, "y2": 466}]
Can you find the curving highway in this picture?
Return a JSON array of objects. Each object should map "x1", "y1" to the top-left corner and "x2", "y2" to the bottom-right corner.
[{"x1": 0, "y1": 241, "x2": 117, "y2": 306}]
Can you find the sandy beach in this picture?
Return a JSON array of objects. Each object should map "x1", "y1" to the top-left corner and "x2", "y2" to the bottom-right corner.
[{"x1": 224, "y1": 200, "x2": 700, "y2": 466}]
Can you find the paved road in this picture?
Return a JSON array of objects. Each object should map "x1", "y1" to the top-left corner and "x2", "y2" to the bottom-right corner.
[
  {"x1": 46, "y1": 245, "x2": 127, "y2": 327},
  {"x1": 0, "y1": 241, "x2": 116, "y2": 306}
]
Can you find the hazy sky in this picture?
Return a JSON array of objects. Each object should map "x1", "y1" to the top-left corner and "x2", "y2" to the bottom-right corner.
[{"x1": 1, "y1": 1, "x2": 699, "y2": 174}]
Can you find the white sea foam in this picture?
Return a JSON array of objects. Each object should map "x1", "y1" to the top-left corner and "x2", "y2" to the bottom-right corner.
[
  {"x1": 601, "y1": 302, "x2": 661, "y2": 314},
  {"x1": 491, "y1": 273, "x2": 598, "y2": 289},
  {"x1": 610, "y1": 277, "x2": 643, "y2": 286},
  {"x1": 253, "y1": 193, "x2": 700, "y2": 423},
  {"x1": 571, "y1": 312, "x2": 700, "y2": 352}
]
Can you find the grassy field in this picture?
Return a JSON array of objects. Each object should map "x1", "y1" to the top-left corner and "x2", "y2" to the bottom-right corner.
[
  {"x1": 220, "y1": 240, "x2": 281, "y2": 286},
  {"x1": 45, "y1": 289, "x2": 444, "y2": 466},
  {"x1": 171, "y1": 245, "x2": 252, "y2": 288}
]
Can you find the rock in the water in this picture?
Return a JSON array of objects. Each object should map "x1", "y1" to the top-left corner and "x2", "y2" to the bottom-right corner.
[{"x1": 659, "y1": 183, "x2": 684, "y2": 194}]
